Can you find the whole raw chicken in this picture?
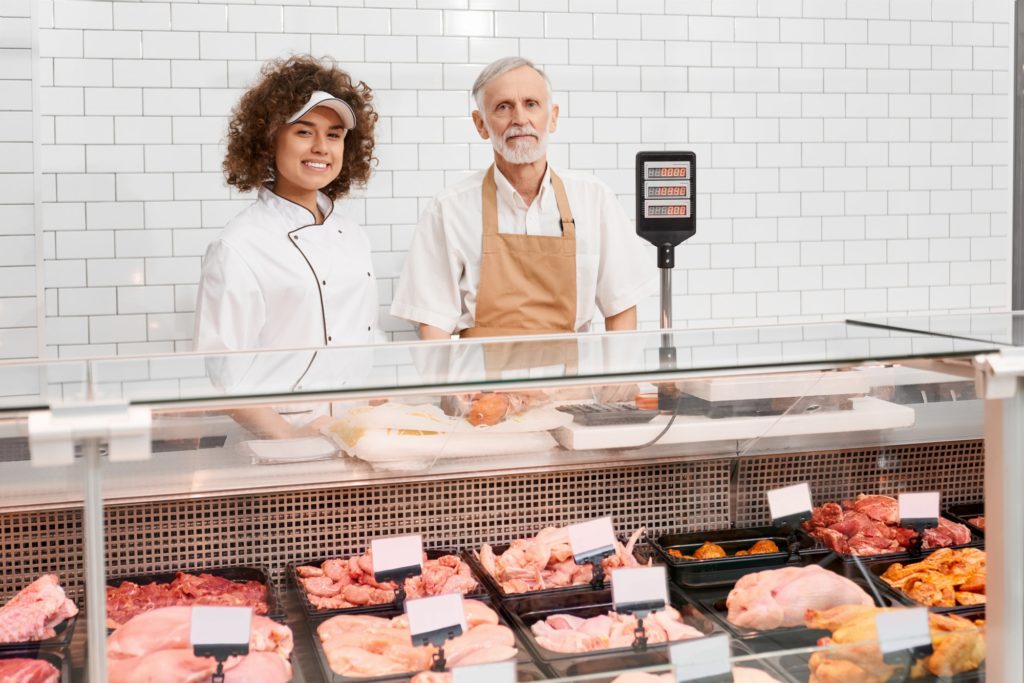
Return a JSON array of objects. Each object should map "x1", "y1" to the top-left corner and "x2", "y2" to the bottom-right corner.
[{"x1": 726, "y1": 564, "x2": 873, "y2": 630}]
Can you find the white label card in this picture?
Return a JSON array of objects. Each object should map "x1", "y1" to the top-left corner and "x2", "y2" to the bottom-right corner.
[
  {"x1": 452, "y1": 659, "x2": 517, "y2": 683},
  {"x1": 190, "y1": 606, "x2": 252, "y2": 648},
  {"x1": 876, "y1": 608, "x2": 931, "y2": 654},
  {"x1": 766, "y1": 482, "x2": 813, "y2": 521},
  {"x1": 898, "y1": 492, "x2": 940, "y2": 524},
  {"x1": 371, "y1": 534, "x2": 424, "y2": 576},
  {"x1": 612, "y1": 566, "x2": 668, "y2": 613},
  {"x1": 568, "y1": 517, "x2": 616, "y2": 560},
  {"x1": 671, "y1": 633, "x2": 732, "y2": 682},
  {"x1": 405, "y1": 593, "x2": 467, "y2": 645}
]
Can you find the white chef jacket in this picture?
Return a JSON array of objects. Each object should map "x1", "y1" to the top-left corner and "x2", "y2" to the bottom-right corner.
[
  {"x1": 194, "y1": 185, "x2": 380, "y2": 396},
  {"x1": 390, "y1": 165, "x2": 657, "y2": 334}
]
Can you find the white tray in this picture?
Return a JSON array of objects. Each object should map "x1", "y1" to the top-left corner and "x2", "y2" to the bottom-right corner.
[
  {"x1": 552, "y1": 396, "x2": 915, "y2": 451},
  {"x1": 679, "y1": 371, "x2": 870, "y2": 402}
]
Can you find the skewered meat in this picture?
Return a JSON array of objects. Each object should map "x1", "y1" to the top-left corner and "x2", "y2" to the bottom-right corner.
[
  {"x1": 478, "y1": 526, "x2": 647, "y2": 594},
  {"x1": 805, "y1": 605, "x2": 984, "y2": 681},
  {"x1": 880, "y1": 547, "x2": 986, "y2": 607},
  {"x1": 106, "y1": 572, "x2": 268, "y2": 629},
  {"x1": 0, "y1": 659, "x2": 60, "y2": 683},
  {"x1": 317, "y1": 599, "x2": 514, "y2": 677},
  {"x1": 106, "y1": 606, "x2": 293, "y2": 683},
  {"x1": 726, "y1": 565, "x2": 872, "y2": 630},
  {"x1": 803, "y1": 495, "x2": 971, "y2": 556},
  {"x1": 0, "y1": 575, "x2": 78, "y2": 644},
  {"x1": 530, "y1": 606, "x2": 703, "y2": 653},
  {"x1": 612, "y1": 669, "x2": 781, "y2": 683},
  {"x1": 296, "y1": 551, "x2": 478, "y2": 610}
]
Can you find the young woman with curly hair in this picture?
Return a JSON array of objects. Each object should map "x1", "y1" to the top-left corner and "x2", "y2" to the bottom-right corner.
[{"x1": 194, "y1": 55, "x2": 380, "y2": 439}]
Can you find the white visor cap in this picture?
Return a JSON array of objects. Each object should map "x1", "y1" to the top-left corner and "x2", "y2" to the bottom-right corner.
[{"x1": 286, "y1": 90, "x2": 356, "y2": 129}]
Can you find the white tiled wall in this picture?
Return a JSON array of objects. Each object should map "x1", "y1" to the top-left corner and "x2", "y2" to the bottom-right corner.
[{"x1": 2, "y1": 0, "x2": 1013, "y2": 358}]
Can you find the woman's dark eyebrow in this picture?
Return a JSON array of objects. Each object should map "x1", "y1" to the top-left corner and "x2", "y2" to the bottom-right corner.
[{"x1": 291, "y1": 119, "x2": 346, "y2": 130}]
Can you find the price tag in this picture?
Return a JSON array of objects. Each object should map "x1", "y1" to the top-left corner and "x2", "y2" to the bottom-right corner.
[
  {"x1": 371, "y1": 534, "x2": 424, "y2": 583},
  {"x1": 190, "y1": 606, "x2": 252, "y2": 659},
  {"x1": 670, "y1": 633, "x2": 732, "y2": 682},
  {"x1": 452, "y1": 659, "x2": 517, "y2": 683},
  {"x1": 406, "y1": 593, "x2": 466, "y2": 648},
  {"x1": 568, "y1": 517, "x2": 616, "y2": 564},
  {"x1": 612, "y1": 566, "x2": 668, "y2": 617},
  {"x1": 876, "y1": 608, "x2": 932, "y2": 655},
  {"x1": 767, "y1": 482, "x2": 813, "y2": 529},
  {"x1": 898, "y1": 492, "x2": 940, "y2": 530}
]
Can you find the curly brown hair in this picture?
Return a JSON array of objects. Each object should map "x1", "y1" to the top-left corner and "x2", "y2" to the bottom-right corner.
[{"x1": 224, "y1": 55, "x2": 377, "y2": 199}]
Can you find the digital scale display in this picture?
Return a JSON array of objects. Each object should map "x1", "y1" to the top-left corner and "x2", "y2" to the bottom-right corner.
[
  {"x1": 646, "y1": 163, "x2": 689, "y2": 179},
  {"x1": 642, "y1": 161, "x2": 691, "y2": 219},
  {"x1": 635, "y1": 151, "x2": 695, "y2": 251},
  {"x1": 645, "y1": 181, "x2": 690, "y2": 199},
  {"x1": 644, "y1": 200, "x2": 690, "y2": 218}
]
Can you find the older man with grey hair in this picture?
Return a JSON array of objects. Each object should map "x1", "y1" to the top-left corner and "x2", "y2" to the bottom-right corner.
[{"x1": 391, "y1": 57, "x2": 656, "y2": 340}]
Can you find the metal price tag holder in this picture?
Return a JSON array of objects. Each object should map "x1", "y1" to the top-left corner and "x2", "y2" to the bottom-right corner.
[
  {"x1": 371, "y1": 534, "x2": 424, "y2": 609},
  {"x1": 766, "y1": 482, "x2": 813, "y2": 562},
  {"x1": 898, "y1": 492, "x2": 941, "y2": 557},
  {"x1": 612, "y1": 566, "x2": 669, "y2": 652},
  {"x1": 406, "y1": 593, "x2": 467, "y2": 672},
  {"x1": 568, "y1": 516, "x2": 617, "y2": 589},
  {"x1": 670, "y1": 633, "x2": 733, "y2": 682},
  {"x1": 876, "y1": 607, "x2": 934, "y2": 670},
  {"x1": 452, "y1": 659, "x2": 517, "y2": 683},
  {"x1": 190, "y1": 606, "x2": 253, "y2": 683}
]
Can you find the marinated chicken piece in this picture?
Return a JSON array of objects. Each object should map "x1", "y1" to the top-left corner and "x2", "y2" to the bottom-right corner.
[
  {"x1": 880, "y1": 548, "x2": 986, "y2": 607},
  {"x1": 466, "y1": 393, "x2": 510, "y2": 426},
  {"x1": 726, "y1": 565, "x2": 873, "y2": 630},
  {"x1": 747, "y1": 539, "x2": 779, "y2": 554},
  {"x1": 692, "y1": 541, "x2": 726, "y2": 560}
]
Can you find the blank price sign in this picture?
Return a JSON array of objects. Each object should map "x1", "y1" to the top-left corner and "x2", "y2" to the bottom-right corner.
[
  {"x1": 452, "y1": 659, "x2": 516, "y2": 683},
  {"x1": 876, "y1": 608, "x2": 931, "y2": 654},
  {"x1": 767, "y1": 483, "x2": 813, "y2": 524},
  {"x1": 898, "y1": 492, "x2": 940, "y2": 527},
  {"x1": 190, "y1": 606, "x2": 252, "y2": 656},
  {"x1": 568, "y1": 517, "x2": 616, "y2": 563},
  {"x1": 406, "y1": 593, "x2": 466, "y2": 647},
  {"x1": 371, "y1": 534, "x2": 424, "y2": 582},
  {"x1": 612, "y1": 566, "x2": 668, "y2": 616},
  {"x1": 670, "y1": 633, "x2": 731, "y2": 681}
]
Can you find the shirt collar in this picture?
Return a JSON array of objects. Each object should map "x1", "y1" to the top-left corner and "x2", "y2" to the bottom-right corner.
[
  {"x1": 258, "y1": 184, "x2": 334, "y2": 229},
  {"x1": 492, "y1": 163, "x2": 553, "y2": 211}
]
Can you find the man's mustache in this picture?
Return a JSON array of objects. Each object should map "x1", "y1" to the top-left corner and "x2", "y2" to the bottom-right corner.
[{"x1": 504, "y1": 126, "x2": 540, "y2": 142}]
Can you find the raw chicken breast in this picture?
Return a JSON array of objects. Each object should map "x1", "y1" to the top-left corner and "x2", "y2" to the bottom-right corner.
[{"x1": 726, "y1": 565, "x2": 873, "y2": 630}]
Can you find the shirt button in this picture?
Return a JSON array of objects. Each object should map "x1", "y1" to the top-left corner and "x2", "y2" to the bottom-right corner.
[
  {"x1": 322, "y1": 280, "x2": 327, "y2": 285},
  {"x1": 366, "y1": 272, "x2": 371, "y2": 277},
  {"x1": 337, "y1": 230, "x2": 343, "y2": 235},
  {"x1": 291, "y1": 234, "x2": 298, "y2": 240},
  {"x1": 328, "y1": 336, "x2": 332, "y2": 342},
  {"x1": 367, "y1": 326, "x2": 371, "y2": 331}
]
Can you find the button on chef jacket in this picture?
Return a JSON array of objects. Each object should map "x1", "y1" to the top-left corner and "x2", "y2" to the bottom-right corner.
[
  {"x1": 195, "y1": 186, "x2": 380, "y2": 358},
  {"x1": 390, "y1": 165, "x2": 657, "y2": 334}
]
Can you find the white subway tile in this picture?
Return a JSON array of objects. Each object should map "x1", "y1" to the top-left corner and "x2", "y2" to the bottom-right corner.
[
  {"x1": 141, "y1": 88, "x2": 199, "y2": 117},
  {"x1": 283, "y1": 6, "x2": 338, "y2": 34},
  {"x1": 86, "y1": 145, "x2": 144, "y2": 173},
  {"x1": 366, "y1": 197, "x2": 418, "y2": 225},
  {"x1": 417, "y1": 143, "x2": 469, "y2": 169},
  {"x1": 174, "y1": 284, "x2": 198, "y2": 312},
  {"x1": 0, "y1": 175, "x2": 33, "y2": 204},
  {"x1": 146, "y1": 201, "x2": 201, "y2": 229},
  {"x1": 908, "y1": 214, "x2": 949, "y2": 239},
  {"x1": 847, "y1": 45, "x2": 888, "y2": 70},
  {"x1": 39, "y1": 29, "x2": 83, "y2": 58},
  {"x1": 889, "y1": 94, "x2": 929, "y2": 117},
  {"x1": 889, "y1": 45, "x2": 929, "y2": 69},
  {"x1": 256, "y1": 34, "x2": 312, "y2": 60},
  {"x1": 0, "y1": 48, "x2": 31, "y2": 79},
  {"x1": 974, "y1": 46, "x2": 1008, "y2": 71},
  {"x1": 869, "y1": 20, "x2": 910, "y2": 45},
  {"x1": 824, "y1": 167, "x2": 866, "y2": 191},
  {"x1": 171, "y1": 5, "x2": 226, "y2": 32},
  {"x1": 932, "y1": 142, "x2": 971, "y2": 165},
  {"x1": 733, "y1": 67, "x2": 777, "y2": 93},
  {"x1": 495, "y1": 11, "x2": 543, "y2": 38},
  {"x1": 310, "y1": 35, "x2": 365, "y2": 62},
  {"x1": 512, "y1": 38, "x2": 563, "y2": 64},
  {"x1": 972, "y1": 94, "x2": 1007, "y2": 119},
  {"x1": 390, "y1": 65, "x2": 442, "y2": 91},
  {"x1": 953, "y1": 70, "x2": 992, "y2": 94},
  {"x1": 949, "y1": 261, "x2": 990, "y2": 286},
  {"x1": 689, "y1": 16, "x2": 732, "y2": 42},
  {"x1": 116, "y1": 173, "x2": 173, "y2": 201},
  {"x1": 711, "y1": 293, "x2": 755, "y2": 319},
  {"x1": 667, "y1": 41, "x2": 711, "y2": 66},
  {"x1": 172, "y1": 228, "x2": 219, "y2": 257},
  {"x1": 84, "y1": 30, "x2": 141, "y2": 59},
  {"x1": 932, "y1": 47, "x2": 975, "y2": 71},
  {"x1": 172, "y1": 117, "x2": 224, "y2": 144},
  {"x1": 778, "y1": 265, "x2": 821, "y2": 291},
  {"x1": 665, "y1": 93, "x2": 710, "y2": 117},
  {"x1": 689, "y1": 269, "x2": 732, "y2": 294},
  {"x1": 824, "y1": 69, "x2": 866, "y2": 93},
  {"x1": 417, "y1": 90, "x2": 469, "y2": 116},
  {"x1": 755, "y1": 142, "x2": 801, "y2": 167},
  {"x1": 173, "y1": 173, "x2": 228, "y2": 201},
  {"x1": 801, "y1": 191, "x2": 844, "y2": 217},
  {"x1": 0, "y1": 266, "x2": 34, "y2": 296},
  {"x1": 757, "y1": 94, "x2": 799, "y2": 117},
  {"x1": 801, "y1": 44, "x2": 843, "y2": 69},
  {"x1": 54, "y1": 0, "x2": 111, "y2": 30},
  {"x1": 734, "y1": 118, "x2": 778, "y2": 143},
  {"x1": 0, "y1": 142, "x2": 31, "y2": 173},
  {"x1": 867, "y1": 69, "x2": 909, "y2": 93},
  {"x1": 867, "y1": 167, "x2": 909, "y2": 191},
  {"x1": 145, "y1": 312, "x2": 194, "y2": 341},
  {"x1": 866, "y1": 118, "x2": 908, "y2": 142},
  {"x1": 779, "y1": 18, "x2": 822, "y2": 43},
  {"x1": 40, "y1": 86, "x2": 83, "y2": 116},
  {"x1": 55, "y1": 229, "x2": 112, "y2": 259},
  {"x1": 758, "y1": 241, "x2": 802, "y2": 266},
  {"x1": 200, "y1": 88, "x2": 243, "y2": 117},
  {"x1": 974, "y1": 0, "x2": 1009, "y2": 23},
  {"x1": 45, "y1": 260, "x2": 86, "y2": 288},
  {"x1": 112, "y1": 3, "x2": 169, "y2": 31},
  {"x1": 710, "y1": 192, "x2": 755, "y2": 217},
  {"x1": 568, "y1": 39, "x2": 616, "y2": 65},
  {"x1": 114, "y1": 59, "x2": 171, "y2": 88},
  {"x1": 228, "y1": 5, "x2": 282, "y2": 33},
  {"x1": 689, "y1": 118, "x2": 731, "y2": 142},
  {"x1": 592, "y1": 65, "x2": 640, "y2": 91},
  {"x1": 952, "y1": 166, "x2": 992, "y2": 190},
  {"x1": 594, "y1": 13, "x2": 640, "y2": 39},
  {"x1": 953, "y1": 23, "x2": 992, "y2": 47},
  {"x1": 84, "y1": 88, "x2": 142, "y2": 116},
  {"x1": 442, "y1": 63, "x2": 480, "y2": 92},
  {"x1": 40, "y1": 202, "x2": 83, "y2": 232},
  {"x1": 544, "y1": 12, "x2": 590, "y2": 38},
  {"x1": 912, "y1": 22, "x2": 953, "y2": 46},
  {"x1": 736, "y1": 17, "x2": 778, "y2": 42},
  {"x1": 115, "y1": 116, "x2": 172, "y2": 144},
  {"x1": 711, "y1": 42, "x2": 755, "y2": 67},
  {"x1": 779, "y1": 68, "x2": 822, "y2": 93},
  {"x1": 888, "y1": 142, "x2": 930, "y2": 166},
  {"x1": 444, "y1": 10, "x2": 491, "y2": 36},
  {"x1": 865, "y1": 264, "x2": 907, "y2": 287},
  {"x1": 146, "y1": 257, "x2": 200, "y2": 285},
  {"x1": 844, "y1": 238, "x2": 887, "y2": 263},
  {"x1": 845, "y1": 288, "x2": 887, "y2": 312},
  {"x1": 118, "y1": 286, "x2": 174, "y2": 314},
  {"x1": 909, "y1": 119, "x2": 951, "y2": 143},
  {"x1": 54, "y1": 58, "x2": 112, "y2": 87},
  {"x1": 689, "y1": 67, "x2": 733, "y2": 93},
  {"x1": 823, "y1": 264, "x2": 865, "y2": 289},
  {"x1": 971, "y1": 188, "x2": 1007, "y2": 213},
  {"x1": 115, "y1": 230, "x2": 171, "y2": 258},
  {"x1": 199, "y1": 32, "x2": 254, "y2": 61},
  {"x1": 88, "y1": 202, "x2": 144, "y2": 230},
  {"x1": 0, "y1": 328, "x2": 37, "y2": 359},
  {"x1": 56, "y1": 172, "x2": 115, "y2": 202},
  {"x1": 570, "y1": 143, "x2": 617, "y2": 168},
  {"x1": 889, "y1": 190, "x2": 930, "y2": 215},
  {"x1": 711, "y1": 243, "x2": 754, "y2": 268},
  {"x1": 970, "y1": 283, "x2": 1007, "y2": 309},
  {"x1": 338, "y1": 8, "x2": 390, "y2": 35},
  {"x1": 757, "y1": 291, "x2": 799, "y2": 316},
  {"x1": 418, "y1": 37, "x2": 468, "y2": 62},
  {"x1": 0, "y1": 235, "x2": 33, "y2": 267},
  {"x1": 86, "y1": 258, "x2": 144, "y2": 286},
  {"x1": 825, "y1": 19, "x2": 867, "y2": 44},
  {"x1": 364, "y1": 36, "x2": 416, "y2": 63},
  {"x1": 143, "y1": 31, "x2": 199, "y2": 60}
]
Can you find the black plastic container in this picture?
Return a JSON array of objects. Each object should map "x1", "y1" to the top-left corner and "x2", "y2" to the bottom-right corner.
[
  {"x1": 650, "y1": 527, "x2": 818, "y2": 588},
  {"x1": 291, "y1": 548, "x2": 489, "y2": 618},
  {"x1": 866, "y1": 548, "x2": 986, "y2": 614},
  {"x1": 801, "y1": 512, "x2": 983, "y2": 564},
  {"x1": 105, "y1": 565, "x2": 285, "y2": 625},
  {"x1": 0, "y1": 648, "x2": 67, "y2": 682},
  {"x1": 0, "y1": 611, "x2": 77, "y2": 653},
  {"x1": 502, "y1": 586, "x2": 720, "y2": 678},
  {"x1": 309, "y1": 595, "x2": 532, "y2": 683},
  {"x1": 465, "y1": 537, "x2": 645, "y2": 601},
  {"x1": 945, "y1": 502, "x2": 985, "y2": 538}
]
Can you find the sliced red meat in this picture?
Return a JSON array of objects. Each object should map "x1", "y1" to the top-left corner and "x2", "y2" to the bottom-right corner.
[{"x1": 844, "y1": 494, "x2": 899, "y2": 525}]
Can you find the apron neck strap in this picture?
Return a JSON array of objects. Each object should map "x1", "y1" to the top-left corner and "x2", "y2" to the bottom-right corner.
[{"x1": 482, "y1": 165, "x2": 576, "y2": 238}]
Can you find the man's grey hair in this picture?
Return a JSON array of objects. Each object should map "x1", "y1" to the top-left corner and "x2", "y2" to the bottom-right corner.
[{"x1": 472, "y1": 56, "x2": 553, "y2": 111}]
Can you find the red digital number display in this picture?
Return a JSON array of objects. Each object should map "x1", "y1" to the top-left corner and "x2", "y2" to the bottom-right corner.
[
  {"x1": 646, "y1": 204, "x2": 688, "y2": 217},
  {"x1": 648, "y1": 166, "x2": 688, "y2": 179},
  {"x1": 647, "y1": 185, "x2": 688, "y2": 198}
]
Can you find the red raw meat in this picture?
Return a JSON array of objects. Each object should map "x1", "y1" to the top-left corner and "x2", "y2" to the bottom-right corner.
[
  {"x1": 106, "y1": 573, "x2": 268, "y2": 629},
  {"x1": 844, "y1": 494, "x2": 899, "y2": 524},
  {"x1": 0, "y1": 658, "x2": 59, "y2": 683}
]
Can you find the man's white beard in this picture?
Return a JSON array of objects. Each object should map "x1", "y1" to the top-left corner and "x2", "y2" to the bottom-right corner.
[{"x1": 486, "y1": 121, "x2": 548, "y2": 165}]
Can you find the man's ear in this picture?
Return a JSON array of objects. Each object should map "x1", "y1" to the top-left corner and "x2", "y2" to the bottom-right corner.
[
  {"x1": 549, "y1": 103, "x2": 559, "y2": 133},
  {"x1": 472, "y1": 111, "x2": 489, "y2": 140}
]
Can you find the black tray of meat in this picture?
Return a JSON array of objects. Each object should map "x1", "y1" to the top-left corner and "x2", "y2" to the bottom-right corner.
[
  {"x1": 650, "y1": 526, "x2": 820, "y2": 588},
  {"x1": 800, "y1": 495, "x2": 979, "y2": 563},
  {"x1": 309, "y1": 595, "x2": 532, "y2": 683},
  {"x1": 105, "y1": 565, "x2": 283, "y2": 629},
  {"x1": 689, "y1": 556, "x2": 899, "y2": 653},
  {"x1": 0, "y1": 575, "x2": 78, "y2": 652},
  {"x1": 945, "y1": 502, "x2": 985, "y2": 538},
  {"x1": 774, "y1": 607, "x2": 985, "y2": 683},
  {"x1": 292, "y1": 548, "x2": 488, "y2": 618},
  {"x1": 0, "y1": 648, "x2": 66, "y2": 682},
  {"x1": 466, "y1": 528, "x2": 647, "y2": 600},
  {"x1": 503, "y1": 585, "x2": 720, "y2": 678},
  {"x1": 866, "y1": 547, "x2": 986, "y2": 614}
]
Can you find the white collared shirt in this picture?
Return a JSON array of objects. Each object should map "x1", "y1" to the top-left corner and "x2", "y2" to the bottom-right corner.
[
  {"x1": 194, "y1": 185, "x2": 379, "y2": 357},
  {"x1": 391, "y1": 165, "x2": 657, "y2": 333}
]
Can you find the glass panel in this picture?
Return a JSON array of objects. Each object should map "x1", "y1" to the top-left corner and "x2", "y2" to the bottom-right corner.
[{"x1": 850, "y1": 311, "x2": 1024, "y2": 346}]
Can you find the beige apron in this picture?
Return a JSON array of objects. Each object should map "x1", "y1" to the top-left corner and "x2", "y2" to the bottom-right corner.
[{"x1": 461, "y1": 165, "x2": 579, "y2": 373}]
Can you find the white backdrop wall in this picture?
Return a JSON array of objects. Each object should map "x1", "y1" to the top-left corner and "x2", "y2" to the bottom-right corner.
[{"x1": 0, "y1": 0, "x2": 1012, "y2": 359}]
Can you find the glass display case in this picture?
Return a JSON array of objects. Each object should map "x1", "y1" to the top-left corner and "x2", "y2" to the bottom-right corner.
[{"x1": 0, "y1": 320, "x2": 1014, "y2": 682}]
